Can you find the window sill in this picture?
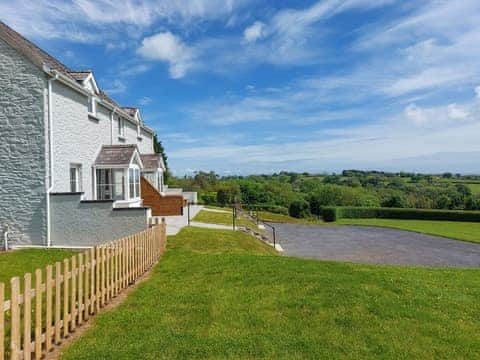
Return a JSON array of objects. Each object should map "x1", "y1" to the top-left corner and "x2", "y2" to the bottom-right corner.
[
  {"x1": 88, "y1": 113, "x2": 99, "y2": 121},
  {"x1": 114, "y1": 198, "x2": 142, "y2": 208},
  {"x1": 118, "y1": 135, "x2": 126, "y2": 141}
]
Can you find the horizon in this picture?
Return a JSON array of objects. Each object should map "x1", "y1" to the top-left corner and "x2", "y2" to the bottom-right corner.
[{"x1": 3, "y1": 0, "x2": 480, "y2": 175}]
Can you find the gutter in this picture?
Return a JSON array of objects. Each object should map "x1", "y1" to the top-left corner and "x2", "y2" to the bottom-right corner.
[{"x1": 46, "y1": 71, "x2": 59, "y2": 247}]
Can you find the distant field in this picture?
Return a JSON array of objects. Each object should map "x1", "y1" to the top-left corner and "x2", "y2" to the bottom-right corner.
[{"x1": 337, "y1": 218, "x2": 480, "y2": 244}]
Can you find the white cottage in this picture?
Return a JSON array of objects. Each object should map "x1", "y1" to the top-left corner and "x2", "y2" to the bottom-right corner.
[{"x1": 0, "y1": 21, "x2": 184, "y2": 247}]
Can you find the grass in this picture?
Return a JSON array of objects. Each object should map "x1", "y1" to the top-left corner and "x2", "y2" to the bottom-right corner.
[
  {"x1": 62, "y1": 227, "x2": 480, "y2": 359},
  {"x1": 258, "y1": 211, "x2": 322, "y2": 224},
  {"x1": 194, "y1": 209, "x2": 262, "y2": 232},
  {"x1": 0, "y1": 249, "x2": 77, "y2": 297},
  {"x1": 337, "y1": 218, "x2": 480, "y2": 244}
]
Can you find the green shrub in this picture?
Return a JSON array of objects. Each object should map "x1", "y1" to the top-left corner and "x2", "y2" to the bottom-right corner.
[
  {"x1": 322, "y1": 207, "x2": 337, "y2": 222},
  {"x1": 289, "y1": 199, "x2": 311, "y2": 218},
  {"x1": 323, "y1": 206, "x2": 480, "y2": 222}
]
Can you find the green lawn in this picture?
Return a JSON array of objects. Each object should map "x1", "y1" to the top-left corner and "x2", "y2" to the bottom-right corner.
[
  {"x1": 0, "y1": 249, "x2": 77, "y2": 296},
  {"x1": 337, "y1": 218, "x2": 480, "y2": 244},
  {"x1": 258, "y1": 211, "x2": 322, "y2": 224},
  {"x1": 194, "y1": 209, "x2": 262, "y2": 231},
  {"x1": 62, "y1": 227, "x2": 480, "y2": 359}
]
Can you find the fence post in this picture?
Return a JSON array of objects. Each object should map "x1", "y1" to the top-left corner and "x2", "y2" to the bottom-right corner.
[
  {"x1": 34, "y1": 269, "x2": 42, "y2": 360},
  {"x1": 10, "y1": 277, "x2": 20, "y2": 360},
  {"x1": 24, "y1": 273, "x2": 32, "y2": 360},
  {"x1": 0, "y1": 282, "x2": 4, "y2": 360},
  {"x1": 90, "y1": 247, "x2": 95, "y2": 316}
]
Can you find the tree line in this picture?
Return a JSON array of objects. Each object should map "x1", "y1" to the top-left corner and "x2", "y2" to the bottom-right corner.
[{"x1": 168, "y1": 170, "x2": 480, "y2": 218}]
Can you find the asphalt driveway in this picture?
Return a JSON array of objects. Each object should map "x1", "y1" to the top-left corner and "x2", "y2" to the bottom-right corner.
[{"x1": 272, "y1": 224, "x2": 480, "y2": 267}]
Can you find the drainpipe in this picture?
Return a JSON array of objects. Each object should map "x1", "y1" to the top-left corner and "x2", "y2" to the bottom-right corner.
[
  {"x1": 110, "y1": 108, "x2": 116, "y2": 144},
  {"x1": 46, "y1": 71, "x2": 59, "y2": 248},
  {"x1": 3, "y1": 224, "x2": 10, "y2": 251}
]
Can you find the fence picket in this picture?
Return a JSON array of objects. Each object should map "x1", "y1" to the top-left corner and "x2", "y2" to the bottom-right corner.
[
  {"x1": 70, "y1": 256, "x2": 76, "y2": 332},
  {"x1": 0, "y1": 283, "x2": 4, "y2": 360},
  {"x1": 10, "y1": 277, "x2": 20, "y2": 360},
  {"x1": 24, "y1": 273, "x2": 32, "y2": 360},
  {"x1": 34, "y1": 269, "x2": 42, "y2": 360},
  {"x1": 78, "y1": 253, "x2": 83, "y2": 326},
  {"x1": 63, "y1": 259, "x2": 69, "y2": 338}
]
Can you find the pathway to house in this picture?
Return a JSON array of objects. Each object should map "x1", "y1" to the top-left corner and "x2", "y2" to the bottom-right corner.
[
  {"x1": 161, "y1": 205, "x2": 204, "y2": 235},
  {"x1": 272, "y1": 223, "x2": 480, "y2": 267},
  {"x1": 202, "y1": 208, "x2": 231, "y2": 213},
  {"x1": 190, "y1": 222, "x2": 234, "y2": 230}
]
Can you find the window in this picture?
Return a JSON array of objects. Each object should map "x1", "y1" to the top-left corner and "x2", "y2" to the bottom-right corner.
[
  {"x1": 96, "y1": 169, "x2": 125, "y2": 200},
  {"x1": 117, "y1": 117, "x2": 125, "y2": 137},
  {"x1": 88, "y1": 96, "x2": 96, "y2": 116},
  {"x1": 69, "y1": 165, "x2": 82, "y2": 192},
  {"x1": 129, "y1": 168, "x2": 140, "y2": 199}
]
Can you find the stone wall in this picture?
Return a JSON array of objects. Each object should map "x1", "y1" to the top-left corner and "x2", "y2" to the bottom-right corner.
[
  {"x1": 50, "y1": 193, "x2": 150, "y2": 247},
  {"x1": 0, "y1": 39, "x2": 47, "y2": 246}
]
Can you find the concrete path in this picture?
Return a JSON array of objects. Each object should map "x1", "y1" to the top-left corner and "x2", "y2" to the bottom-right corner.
[
  {"x1": 272, "y1": 223, "x2": 480, "y2": 267},
  {"x1": 158, "y1": 205, "x2": 203, "y2": 236},
  {"x1": 202, "y1": 208, "x2": 231, "y2": 214},
  {"x1": 190, "y1": 222, "x2": 234, "y2": 230}
]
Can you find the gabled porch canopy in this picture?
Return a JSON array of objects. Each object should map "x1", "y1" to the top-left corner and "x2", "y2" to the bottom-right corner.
[
  {"x1": 140, "y1": 154, "x2": 165, "y2": 193},
  {"x1": 93, "y1": 145, "x2": 143, "y2": 203}
]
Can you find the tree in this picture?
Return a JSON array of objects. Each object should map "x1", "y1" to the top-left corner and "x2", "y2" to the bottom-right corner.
[{"x1": 153, "y1": 134, "x2": 170, "y2": 182}]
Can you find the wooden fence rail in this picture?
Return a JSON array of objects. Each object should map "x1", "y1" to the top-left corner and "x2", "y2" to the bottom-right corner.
[{"x1": 0, "y1": 221, "x2": 166, "y2": 360}]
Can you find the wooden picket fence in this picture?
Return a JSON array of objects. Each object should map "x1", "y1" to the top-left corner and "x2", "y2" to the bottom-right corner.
[{"x1": 0, "y1": 221, "x2": 166, "y2": 360}]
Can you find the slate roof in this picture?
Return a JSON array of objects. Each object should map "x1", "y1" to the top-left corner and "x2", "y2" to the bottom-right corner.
[
  {"x1": 68, "y1": 70, "x2": 92, "y2": 81},
  {"x1": 140, "y1": 154, "x2": 165, "y2": 170},
  {"x1": 0, "y1": 20, "x2": 154, "y2": 134},
  {"x1": 0, "y1": 21, "x2": 76, "y2": 80},
  {"x1": 122, "y1": 107, "x2": 138, "y2": 117},
  {"x1": 95, "y1": 145, "x2": 139, "y2": 167}
]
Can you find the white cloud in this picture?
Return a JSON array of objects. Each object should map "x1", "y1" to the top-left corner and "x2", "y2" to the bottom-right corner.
[
  {"x1": 243, "y1": 21, "x2": 265, "y2": 43},
  {"x1": 447, "y1": 104, "x2": 470, "y2": 120},
  {"x1": 475, "y1": 86, "x2": 480, "y2": 99},
  {"x1": 404, "y1": 104, "x2": 428, "y2": 125},
  {"x1": 137, "y1": 32, "x2": 195, "y2": 78}
]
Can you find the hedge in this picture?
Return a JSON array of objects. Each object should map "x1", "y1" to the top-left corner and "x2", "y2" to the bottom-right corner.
[{"x1": 322, "y1": 206, "x2": 480, "y2": 222}]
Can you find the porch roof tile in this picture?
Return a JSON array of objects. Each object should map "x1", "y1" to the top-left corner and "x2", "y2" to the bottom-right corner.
[{"x1": 95, "y1": 145, "x2": 138, "y2": 167}]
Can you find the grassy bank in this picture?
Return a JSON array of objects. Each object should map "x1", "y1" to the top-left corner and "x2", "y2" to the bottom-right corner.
[
  {"x1": 62, "y1": 227, "x2": 480, "y2": 359},
  {"x1": 338, "y1": 218, "x2": 480, "y2": 244},
  {"x1": 193, "y1": 209, "x2": 261, "y2": 231},
  {"x1": 0, "y1": 249, "x2": 77, "y2": 296}
]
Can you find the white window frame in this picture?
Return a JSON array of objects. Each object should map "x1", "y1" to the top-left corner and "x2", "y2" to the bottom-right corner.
[
  {"x1": 88, "y1": 96, "x2": 97, "y2": 117},
  {"x1": 69, "y1": 164, "x2": 82, "y2": 193},
  {"x1": 128, "y1": 165, "x2": 141, "y2": 199},
  {"x1": 118, "y1": 117, "x2": 125, "y2": 138}
]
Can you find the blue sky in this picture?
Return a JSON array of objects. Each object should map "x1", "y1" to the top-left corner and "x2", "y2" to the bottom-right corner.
[{"x1": 3, "y1": 0, "x2": 480, "y2": 175}]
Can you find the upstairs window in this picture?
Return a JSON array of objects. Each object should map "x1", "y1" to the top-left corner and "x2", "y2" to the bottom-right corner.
[
  {"x1": 118, "y1": 117, "x2": 125, "y2": 137},
  {"x1": 88, "y1": 96, "x2": 97, "y2": 117}
]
